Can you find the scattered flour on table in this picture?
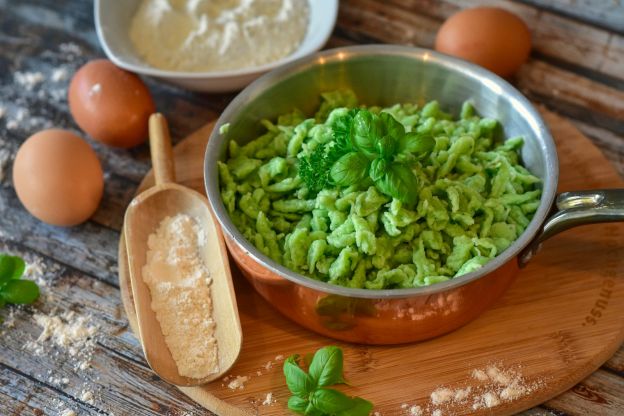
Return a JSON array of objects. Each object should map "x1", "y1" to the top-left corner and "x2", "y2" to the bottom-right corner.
[
  {"x1": 80, "y1": 389, "x2": 95, "y2": 404},
  {"x1": 24, "y1": 310, "x2": 98, "y2": 371},
  {"x1": 1, "y1": 42, "x2": 83, "y2": 134},
  {"x1": 0, "y1": 254, "x2": 102, "y2": 410},
  {"x1": 227, "y1": 375, "x2": 249, "y2": 390},
  {"x1": 59, "y1": 42, "x2": 83, "y2": 56},
  {"x1": 14, "y1": 71, "x2": 45, "y2": 90},
  {"x1": 142, "y1": 213, "x2": 218, "y2": 379},
  {"x1": 2, "y1": 309, "x2": 16, "y2": 329},
  {"x1": 51, "y1": 67, "x2": 69, "y2": 82},
  {"x1": 223, "y1": 353, "x2": 284, "y2": 391},
  {"x1": 261, "y1": 392, "x2": 276, "y2": 406},
  {"x1": 30, "y1": 311, "x2": 97, "y2": 354},
  {"x1": 408, "y1": 405, "x2": 423, "y2": 416},
  {"x1": 430, "y1": 387, "x2": 454, "y2": 405},
  {"x1": 420, "y1": 363, "x2": 546, "y2": 414}
]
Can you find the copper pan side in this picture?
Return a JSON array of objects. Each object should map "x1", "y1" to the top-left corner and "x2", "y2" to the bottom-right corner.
[{"x1": 225, "y1": 234, "x2": 518, "y2": 344}]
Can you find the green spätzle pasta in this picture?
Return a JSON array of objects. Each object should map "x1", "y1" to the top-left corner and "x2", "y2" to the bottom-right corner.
[{"x1": 218, "y1": 90, "x2": 542, "y2": 289}]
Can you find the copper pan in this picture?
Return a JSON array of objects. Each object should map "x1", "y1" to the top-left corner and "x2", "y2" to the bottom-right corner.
[{"x1": 205, "y1": 46, "x2": 624, "y2": 344}]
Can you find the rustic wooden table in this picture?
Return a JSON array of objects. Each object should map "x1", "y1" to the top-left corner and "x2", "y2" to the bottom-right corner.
[{"x1": 0, "y1": 1, "x2": 622, "y2": 415}]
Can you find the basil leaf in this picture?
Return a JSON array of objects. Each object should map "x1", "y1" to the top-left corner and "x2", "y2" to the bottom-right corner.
[
  {"x1": 398, "y1": 132, "x2": 435, "y2": 157},
  {"x1": 0, "y1": 280, "x2": 40, "y2": 304},
  {"x1": 352, "y1": 111, "x2": 382, "y2": 156},
  {"x1": 332, "y1": 109, "x2": 358, "y2": 153},
  {"x1": 374, "y1": 163, "x2": 418, "y2": 205},
  {"x1": 310, "y1": 388, "x2": 356, "y2": 414},
  {"x1": 304, "y1": 402, "x2": 324, "y2": 416},
  {"x1": 283, "y1": 355, "x2": 316, "y2": 397},
  {"x1": 10, "y1": 256, "x2": 26, "y2": 280},
  {"x1": 0, "y1": 255, "x2": 13, "y2": 286},
  {"x1": 330, "y1": 152, "x2": 369, "y2": 187},
  {"x1": 338, "y1": 397, "x2": 374, "y2": 416},
  {"x1": 379, "y1": 112, "x2": 405, "y2": 140},
  {"x1": 369, "y1": 158, "x2": 388, "y2": 182},
  {"x1": 376, "y1": 136, "x2": 397, "y2": 160},
  {"x1": 288, "y1": 396, "x2": 309, "y2": 414},
  {"x1": 0, "y1": 255, "x2": 25, "y2": 286},
  {"x1": 308, "y1": 346, "x2": 345, "y2": 387},
  {"x1": 303, "y1": 352, "x2": 315, "y2": 368}
]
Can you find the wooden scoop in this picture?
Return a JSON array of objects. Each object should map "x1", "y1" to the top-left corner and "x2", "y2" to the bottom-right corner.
[{"x1": 124, "y1": 113, "x2": 242, "y2": 386}]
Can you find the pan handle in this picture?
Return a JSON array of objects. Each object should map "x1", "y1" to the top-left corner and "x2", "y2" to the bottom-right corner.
[{"x1": 519, "y1": 189, "x2": 624, "y2": 267}]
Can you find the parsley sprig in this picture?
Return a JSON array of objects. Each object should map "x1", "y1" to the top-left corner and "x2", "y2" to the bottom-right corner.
[
  {"x1": 0, "y1": 254, "x2": 39, "y2": 308},
  {"x1": 298, "y1": 109, "x2": 435, "y2": 205},
  {"x1": 284, "y1": 346, "x2": 373, "y2": 416}
]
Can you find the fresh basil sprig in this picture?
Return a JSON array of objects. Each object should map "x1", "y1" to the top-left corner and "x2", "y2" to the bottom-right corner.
[
  {"x1": 298, "y1": 108, "x2": 435, "y2": 203},
  {"x1": 0, "y1": 254, "x2": 39, "y2": 308},
  {"x1": 283, "y1": 346, "x2": 373, "y2": 416},
  {"x1": 327, "y1": 109, "x2": 434, "y2": 205}
]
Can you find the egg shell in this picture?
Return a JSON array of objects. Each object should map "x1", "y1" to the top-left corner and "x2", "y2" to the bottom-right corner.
[
  {"x1": 13, "y1": 129, "x2": 104, "y2": 227},
  {"x1": 435, "y1": 7, "x2": 531, "y2": 78},
  {"x1": 69, "y1": 59, "x2": 155, "y2": 148}
]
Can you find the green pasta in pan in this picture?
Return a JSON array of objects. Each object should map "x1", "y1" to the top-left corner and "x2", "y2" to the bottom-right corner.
[{"x1": 218, "y1": 90, "x2": 542, "y2": 289}]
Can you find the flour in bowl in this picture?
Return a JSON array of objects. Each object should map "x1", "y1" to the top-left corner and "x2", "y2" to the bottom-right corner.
[
  {"x1": 129, "y1": 0, "x2": 309, "y2": 72},
  {"x1": 142, "y1": 213, "x2": 218, "y2": 379}
]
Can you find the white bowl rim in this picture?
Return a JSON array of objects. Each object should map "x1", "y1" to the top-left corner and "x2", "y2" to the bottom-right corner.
[{"x1": 94, "y1": 0, "x2": 338, "y2": 79}]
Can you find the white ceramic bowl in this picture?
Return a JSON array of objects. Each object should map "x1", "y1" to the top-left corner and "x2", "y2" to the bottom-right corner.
[{"x1": 94, "y1": 0, "x2": 338, "y2": 92}]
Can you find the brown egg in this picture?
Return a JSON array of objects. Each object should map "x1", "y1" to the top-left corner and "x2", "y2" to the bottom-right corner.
[
  {"x1": 435, "y1": 7, "x2": 531, "y2": 78},
  {"x1": 69, "y1": 59, "x2": 155, "y2": 148},
  {"x1": 13, "y1": 129, "x2": 104, "y2": 226}
]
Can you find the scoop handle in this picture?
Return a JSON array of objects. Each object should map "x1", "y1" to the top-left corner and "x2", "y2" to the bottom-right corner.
[{"x1": 149, "y1": 113, "x2": 176, "y2": 186}]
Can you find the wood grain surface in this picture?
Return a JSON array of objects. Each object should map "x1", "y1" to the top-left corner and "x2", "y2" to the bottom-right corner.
[
  {"x1": 0, "y1": 0, "x2": 622, "y2": 415},
  {"x1": 117, "y1": 110, "x2": 624, "y2": 416}
]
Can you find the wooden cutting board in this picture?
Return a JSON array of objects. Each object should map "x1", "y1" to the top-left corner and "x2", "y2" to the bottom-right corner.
[{"x1": 118, "y1": 109, "x2": 624, "y2": 416}]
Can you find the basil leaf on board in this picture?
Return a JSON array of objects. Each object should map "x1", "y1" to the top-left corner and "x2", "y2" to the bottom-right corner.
[
  {"x1": 330, "y1": 152, "x2": 370, "y2": 187},
  {"x1": 369, "y1": 158, "x2": 388, "y2": 182},
  {"x1": 304, "y1": 402, "x2": 325, "y2": 416},
  {"x1": 379, "y1": 112, "x2": 405, "y2": 141},
  {"x1": 288, "y1": 396, "x2": 309, "y2": 414},
  {"x1": 10, "y1": 256, "x2": 26, "y2": 280},
  {"x1": 283, "y1": 355, "x2": 316, "y2": 397},
  {"x1": 303, "y1": 352, "x2": 315, "y2": 368},
  {"x1": 0, "y1": 255, "x2": 25, "y2": 286},
  {"x1": 352, "y1": 111, "x2": 382, "y2": 156},
  {"x1": 308, "y1": 346, "x2": 345, "y2": 387},
  {"x1": 0, "y1": 280, "x2": 40, "y2": 304},
  {"x1": 310, "y1": 388, "x2": 357, "y2": 414},
  {"x1": 338, "y1": 397, "x2": 374, "y2": 416},
  {"x1": 374, "y1": 163, "x2": 419, "y2": 205},
  {"x1": 398, "y1": 132, "x2": 435, "y2": 157},
  {"x1": 0, "y1": 255, "x2": 13, "y2": 286}
]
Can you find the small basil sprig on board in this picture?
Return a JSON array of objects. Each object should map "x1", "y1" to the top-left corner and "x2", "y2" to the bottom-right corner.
[
  {"x1": 326, "y1": 109, "x2": 434, "y2": 205},
  {"x1": 283, "y1": 346, "x2": 373, "y2": 416},
  {"x1": 0, "y1": 254, "x2": 39, "y2": 308}
]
